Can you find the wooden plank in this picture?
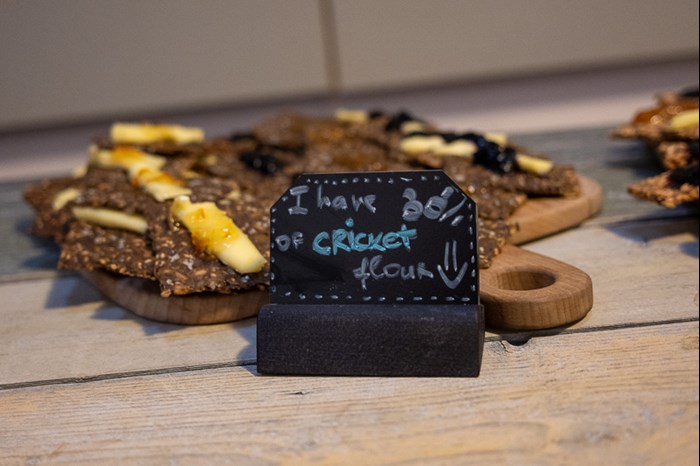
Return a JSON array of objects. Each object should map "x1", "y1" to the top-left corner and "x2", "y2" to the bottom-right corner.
[
  {"x1": 520, "y1": 216, "x2": 699, "y2": 332},
  {"x1": 0, "y1": 276, "x2": 256, "y2": 387},
  {"x1": 0, "y1": 178, "x2": 62, "y2": 282},
  {"x1": 1, "y1": 322, "x2": 697, "y2": 465},
  {"x1": 1, "y1": 216, "x2": 696, "y2": 387}
]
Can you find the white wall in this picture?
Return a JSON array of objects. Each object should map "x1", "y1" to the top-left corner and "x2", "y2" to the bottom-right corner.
[{"x1": 1, "y1": 0, "x2": 698, "y2": 130}]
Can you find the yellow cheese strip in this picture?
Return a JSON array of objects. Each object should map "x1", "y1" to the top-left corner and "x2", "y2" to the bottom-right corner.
[
  {"x1": 400, "y1": 135, "x2": 444, "y2": 154},
  {"x1": 485, "y1": 132, "x2": 508, "y2": 147},
  {"x1": 335, "y1": 109, "x2": 369, "y2": 124},
  {"x1": 52, "y1": 188, "x2": 81, "y2": 210},
  {"x1": 110, "y1": 122, "x2": 205, "y2": 145},
  {"x1": 71, "y1": 164, "x2": 87, "y2": 178},
  {"x1": 433, "y1": 140, "x2": 477, "y2": 158},
  {"x1": 400, "y1": 121, "x2": 429, "y2": 134},
  {"x1": 129, "y1": 165, "x2": 191, "y2": 202},
  {"x1": 516, "y1": 153, "x2": 554, "y2": 175},
  {"x1": 170, "y1": 196, "x2": 266, "y2": 274},
  {"x1": 72, "y1": 206, "x2": 147, "y2": 234},
  {"x1": 89, "y1": 145, "x2": 166, "y2": 171},
  {"x1": 668, "y1": 109, "x2": 699, "y2": 131}
]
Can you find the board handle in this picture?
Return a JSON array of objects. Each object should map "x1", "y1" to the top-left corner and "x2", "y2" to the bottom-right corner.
[{"x1": 480, "y1": 245, "x2": 593, "y2": 330}]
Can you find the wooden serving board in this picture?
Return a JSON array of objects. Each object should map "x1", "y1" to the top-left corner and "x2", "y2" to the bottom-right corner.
[{"x1": 82, "y1": 176, "x2": 603, "y2": 330}]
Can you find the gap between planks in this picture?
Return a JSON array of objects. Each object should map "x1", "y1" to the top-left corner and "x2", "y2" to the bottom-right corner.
[{"x1": 2, "y1": 317, "x2": 696, "y2": 392}]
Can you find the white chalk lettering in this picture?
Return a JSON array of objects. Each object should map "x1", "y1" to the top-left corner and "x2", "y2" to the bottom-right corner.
[{"x1": 353, "y1": 254, "x2": 434, "y2": 291}]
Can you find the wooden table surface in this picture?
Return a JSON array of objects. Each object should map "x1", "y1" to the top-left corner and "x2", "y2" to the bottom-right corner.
[{"x1": 0, "y1": 126, "x2": 698, "y2": 465}]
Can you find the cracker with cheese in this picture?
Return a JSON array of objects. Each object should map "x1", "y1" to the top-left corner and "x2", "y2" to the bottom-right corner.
[{"x1": 25, "y1": 112, "x2": 584, "y2": 301}]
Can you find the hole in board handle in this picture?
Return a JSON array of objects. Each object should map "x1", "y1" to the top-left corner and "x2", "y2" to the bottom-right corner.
[{"x1": 494, "y1": 270, "x2": 556, "y2": 291}]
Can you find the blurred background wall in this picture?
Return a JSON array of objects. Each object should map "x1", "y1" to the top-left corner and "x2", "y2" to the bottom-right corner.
[{"x1": 1, "y1": 0, "x2": 698, "y2": 131}]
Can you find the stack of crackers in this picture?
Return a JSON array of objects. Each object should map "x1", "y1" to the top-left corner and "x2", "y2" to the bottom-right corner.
[
  {"x1": 612, "y1": 88, "x2": 699, "y2": 207},
  {"x1": 24, "y1": 110, "x2": 581, "y2": 299}
]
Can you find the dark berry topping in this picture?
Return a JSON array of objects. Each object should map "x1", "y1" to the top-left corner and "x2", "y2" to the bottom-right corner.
[
  {"x1": 404, "y1": 130, "x2": 438, "y2": 138},
  {"x1": 687, "y1": 140, "x2": 699, "y2": 159},
  {"x1": 385, "y1": 111, "x2": 420, "y2": 132},
  {"x1": 459, "y1": 132, "x2": 489, "y2": 149},
  {"x1": 368, "y1": 109, "x2": 385, "y2": 119},
  {"x1": 240, "y1": 149, "x2": 285, "y2": 175},
  {"x1": 440, "y1": 132, "x2": 459, "y2": 143},
  {"x1": 228, "y1": 132, "x2": 257, "y2": 142},
  {"x1": 679, "y1": 87, "x2": 699, "y2": 99},
  {"x1": 262, "y1": 143, "x2": 305, "y2": 155},
  {"x1": 669, "y1": 163, "x2": 699, "y2": 187},
  {"x1": 474, "y1": 142, "x2": 516, "y2": 174}
]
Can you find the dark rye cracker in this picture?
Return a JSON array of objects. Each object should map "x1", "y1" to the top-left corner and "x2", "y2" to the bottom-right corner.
[
  {"x1": 146, "y1": 195, "x2": 270, "y2": 297},
  {"x1": 25, "y1": 112, "x2": 587, "y2": 301},
  {"x1": 477, "y1": 218, "x2": 512, "y2": 269},
  {"x1": 23, "y1": 177, "x2": 78, "y2": 242},
  {"x1": 627, "y1": 163, "x2": 699, "y2": 208},
  {"x1": 54, "y1": 167, "x2": 159, "y2": 278},
  {"x1": 497, "y1": 165, "x2": 580, "y2": 197},
  {"x1": 655, "y1": 140, "x2": 699, "y2": 170},
  {"x1": 59, "y1": 222, "x2": 155, "y2": 279},
  {"x1": 441, "y1": 162, "x2": 527, "y2": 220},
  {"x1": 23, "y1": 167, "x2": 145, "y2": 242}
]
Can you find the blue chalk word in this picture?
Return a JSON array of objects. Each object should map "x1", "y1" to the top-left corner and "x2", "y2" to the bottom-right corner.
[{"x1": 312, "y1": 218, "x2": 417, "y2": 256}]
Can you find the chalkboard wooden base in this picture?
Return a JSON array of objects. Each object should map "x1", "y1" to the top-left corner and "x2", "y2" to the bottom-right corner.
[{"x1": 257, "y1": 304, "x2": 484, "y2": 377}]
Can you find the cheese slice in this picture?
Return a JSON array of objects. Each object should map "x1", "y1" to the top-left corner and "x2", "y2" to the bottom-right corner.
[
  {"x1": 335, "y1": 109, "x2": 369, "y2": 124},
  {"x1": 433, "y1": 140, "x2": 477, "y2": 159},
  {"x1": 485, "y1": 132, "x2": 508, "y2": 147},
  {"x1": 72, "y1": 206, "x2": 147, "y2": 234},
  {"x1": 668, "y1": 109, "x2": 699, "y2": 131},
  {"x1": 170, "y1": 196, "x2": 266, "y2": 274},
  {"x1": 400, "y1": 121, "x2": 429, "y2": 134},
  {"x1": 516, "y1": 153, "x2": 554, "y2": 175},
  {"x1": 400, "y1": 135, "x2": 444, "y2": 155},
  {"x1": 111, "y1": 122, "x2": 204, "y2": 145},
  {"x1": 129, "y1": 165, "x2": 191, "y2": 202},
  {"x1": 52, "y1": 187, "x2": 81, "y2": 210},
  {"x1": 89, "y1": 144, "x2": 166, "y2": 171}
]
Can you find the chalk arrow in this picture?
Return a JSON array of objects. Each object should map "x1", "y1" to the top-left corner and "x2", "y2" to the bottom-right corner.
[{"x1": 437, "y1": 240, "x2": 468, "y2": 290}]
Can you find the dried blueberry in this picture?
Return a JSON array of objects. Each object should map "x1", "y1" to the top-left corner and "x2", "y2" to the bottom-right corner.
[
  {"x1": 228, "y1": 131, "x2": 257, "y2": 142},
  {"x1": 679, "y1": 87, "x2": 699, "y2": 99},
  {"x1": 385, "y1": 111, "x2": 420, "y2": 132},
  {"x1": 404, "y1": 130, "x2": 437, "y2": 138},
  {"x1": 262, "y1": 142, "x2": 305, "y2": 155},
  {"x1": 669, "y1": 163, "x2": 699, "y2": 187},
  {"x1": 440, "y1": 132, "x2": 459, "y2": 143},
  {"x1": 459, "y1": 132, "x2": 488, "y2": 149},
  {"x1": 240, "y1": 149, "x2": 285, "y2": 175},
  {"x1": 474, "y1": 142, "x2": 516, "y2": 174},
  {"x1": 499, "y1": 147, "x2": 517, "y2": 174},
  {"x1": 368, "y1": 109, "x2": 385, "y2": 119}
]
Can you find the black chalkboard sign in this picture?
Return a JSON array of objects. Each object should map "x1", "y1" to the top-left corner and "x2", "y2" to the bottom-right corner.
[
  {"x1": 269, "y1": 171, "x2": 479, "y2": 305},
  {"x1": 257, "y1": 170, "x2": 484, "y2": 377}
]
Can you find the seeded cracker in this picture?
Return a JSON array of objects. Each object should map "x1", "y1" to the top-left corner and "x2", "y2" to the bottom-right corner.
[
  {"x1": 59, "y1": 222, "x2": 155, "y2": 279},
  {"x1": 146, "y1": 182, "x2": 270, "y2": 297},
  {"x1": 627, "y1": 163, "x2": 699, "y2": 208},
  {"x1": 613, "y1": 87, "x2": 699, "y2": 208},
  {"x1": 56, "y1": 167, "x2": 158, "y2": 278},
  {"x1": 23, "y1": 177, "x2": 79, "y2": 242},
  {"x1": 25, "y1": 112, "x2": 585, "y2": 300}
]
